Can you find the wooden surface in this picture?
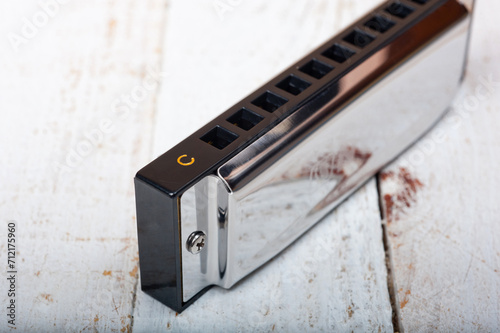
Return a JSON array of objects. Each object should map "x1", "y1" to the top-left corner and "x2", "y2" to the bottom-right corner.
[
  {"x1": 0, "y1": 0, "x2": 166, "y2": 331},
  {"x1": 0, "y1": 0, "x2": 498, "y2": 332},
  {"x1": 379, "y1": 0, "x2": 500, "y2": 330}
]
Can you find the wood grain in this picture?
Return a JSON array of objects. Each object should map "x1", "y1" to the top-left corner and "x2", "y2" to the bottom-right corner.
[
  {"x1": 134, "y1": 180, "x2": 393, "y2": 332},
  {"x1": 0, "y1": 0, "x2": 166, "y2": 331},
  {"x1": 1, "y1": 0, "x2": 497, "y2": 331},
  {"x1": 379, "y1": 0, "x2": 500, "y2": 331}
]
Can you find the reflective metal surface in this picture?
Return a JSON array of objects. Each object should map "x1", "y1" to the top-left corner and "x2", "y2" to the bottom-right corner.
[
  {"x1": 181, "y1": 175, "x2": 231, "y2": 301},
  {"x1": 181, "y1": 6, "x2": 472, "y2": 303}
]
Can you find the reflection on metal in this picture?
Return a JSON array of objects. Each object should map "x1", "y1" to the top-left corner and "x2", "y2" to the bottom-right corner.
[
  {"x1": 181, "y1": 176, "x2": 230, "y2": 301},
  {"x1": 180, "y1": 2, "x2": 472, "y2": 304}
]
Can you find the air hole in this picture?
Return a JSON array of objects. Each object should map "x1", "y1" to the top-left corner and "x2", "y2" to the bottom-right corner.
[
  {"x1": 299, "y1": 59, "x2": 334, "y2": 79},
  {"x1": 276, "y1": 74, "x2": 311, "y2": 96},
  {"x1": 322, "y1": 44, "x2": 356, "y2": 63},
  {"x1": 364, "y1": 15, "x2": 395, "y2": 33},
  {"x1": 343, "y1": 29, "x2": 375, "y2": 48},
  {"x1": 200, "y1": 125, "x2": 238, "y2": 150},
  {"x1": 226, "y1": 108, "x2": 263, "y2": 131},
  {"x1": 251, "y1": 91, "x2": 288, "y2": 113},
  {"x1": 385, "y1": 2, "x2": 414, "y2": 18},
  {"x1": 410, "y1": 0, "x2": 428, "y2": 4}
]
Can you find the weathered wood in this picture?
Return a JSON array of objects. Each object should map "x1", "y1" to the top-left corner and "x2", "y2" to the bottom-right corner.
[
  {"x1": 133, "y1": 0, "x2": 393, "y2": 331},
  {"x1": 379, "y1": 0, "x2": 500, "y2": 330},
  {"x1": 5, "y1": 0, "x2": 495, "y2": 331},
  {"x1": 0, "y1": 0, "x2": 166, "y2": 331},
  {"x1": 134, "y1": 180, "x2": 393, "y2": 332}
]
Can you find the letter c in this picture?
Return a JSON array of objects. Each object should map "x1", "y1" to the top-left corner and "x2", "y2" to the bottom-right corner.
[{"x1": 177, "y1": 154, "x2": 195, "y2": 166}]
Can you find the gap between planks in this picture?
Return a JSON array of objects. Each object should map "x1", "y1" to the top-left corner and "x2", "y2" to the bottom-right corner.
[{"x1": 377, "y1": 172, "x2": 404, "y2": 333}]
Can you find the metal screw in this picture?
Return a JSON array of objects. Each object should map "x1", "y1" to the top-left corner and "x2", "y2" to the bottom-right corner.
[{"x1": 186, "y1": 231, "x2": 206, "y2": 254}]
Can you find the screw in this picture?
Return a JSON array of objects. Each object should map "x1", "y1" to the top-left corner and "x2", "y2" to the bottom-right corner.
[{"x1": 186, "y1": 231, "x2": 206, "y2": 254}]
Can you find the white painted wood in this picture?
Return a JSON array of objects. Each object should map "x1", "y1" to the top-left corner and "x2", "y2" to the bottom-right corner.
[
  {"x1": 0, "y1": 0, "x2": 165, "y2": 331},
  {"x1": 5, "y1": 0, "x2": 496, "y2": 331},
  {"x1": 379, "y1": 0, "x2": 500, "y2": 331},
  {"x1": 134, "y1": 180, "x2": 392, "y2": 332},
  {"x1": 134, "y1": 0, "x2": 393, "y2": 331}
]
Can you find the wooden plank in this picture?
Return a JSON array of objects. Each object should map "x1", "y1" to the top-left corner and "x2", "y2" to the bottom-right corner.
[
  {"x1": 133, "y1": 180, "x2": 393, "y2": 332},
  {"x1": 379, "y1": 0, "x2": 500, "y2": 330},
  {"x1": 133, "y1": 0, "x2": 393, "y2": 331},
  {"x1": 0, "y1": 0, "x2": 166, "y2": 331}
]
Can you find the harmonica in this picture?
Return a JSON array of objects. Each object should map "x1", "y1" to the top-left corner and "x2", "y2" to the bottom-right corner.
[{"x1": 135, "y1": 0, "x2": 475, "y2": 312}]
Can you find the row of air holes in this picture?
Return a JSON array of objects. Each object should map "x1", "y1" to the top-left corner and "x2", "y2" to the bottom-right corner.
[{"x1": 201, "y1": 0, "x2": 426, "y2": 150}]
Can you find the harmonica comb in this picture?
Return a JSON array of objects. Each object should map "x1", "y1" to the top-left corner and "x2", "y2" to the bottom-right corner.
[{"x1": 135, "y1": 0, "x2": 475, "y2": 312}]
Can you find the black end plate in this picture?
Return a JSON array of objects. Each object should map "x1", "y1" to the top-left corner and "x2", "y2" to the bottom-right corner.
[{"x1": 134, "y1": 177, "x2": 211, "y2": 313}]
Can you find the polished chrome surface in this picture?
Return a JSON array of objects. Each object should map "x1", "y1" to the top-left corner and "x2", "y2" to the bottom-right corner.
[
  {"x1": 181, "y1": 175, "x2": 230, "y2": 302},
  {"x1": 180, "y1": 11, "x2": 472, "y2": 302}
]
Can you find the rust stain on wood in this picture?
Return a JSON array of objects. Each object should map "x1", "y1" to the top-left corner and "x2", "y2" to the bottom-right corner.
[
  {"x1": 400, "y1": 290, "x2": 411, "y2": 309},
  {"x1": 380, "y1": 167, "x2": 423, "y2": 223},
  {"x1": 380, "y1": 171, "x2": 394, "y2": 181},
  {"x1": 347, "y1": 305, "x2": 354, "y2": 318},
  {"x1": 400, "y1": 298, "x2": 409, "y2": 309},
  {"x1": 129, "y1": 266, "x2": 138, "y2": 277},
  {"x1": 40, "y1": 294, "x2": 53, "y2": 302},
  {"x1": 103, "y1": 270, "x2": 112, "y2": 276},
  {"x1": 119, "y1": 315, "x2": 132, "y2": 333}
]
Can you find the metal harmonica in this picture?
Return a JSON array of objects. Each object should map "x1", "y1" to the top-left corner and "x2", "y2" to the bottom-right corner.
[{"x1": 135, "y1": 0, "x2": 475, "y2": 312}]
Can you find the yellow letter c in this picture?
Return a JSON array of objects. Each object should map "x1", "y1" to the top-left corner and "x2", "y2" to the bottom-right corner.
[{"x1": 177, "y1": 154, "x2": 195, "y2": 166}]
